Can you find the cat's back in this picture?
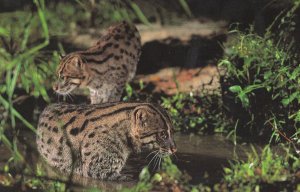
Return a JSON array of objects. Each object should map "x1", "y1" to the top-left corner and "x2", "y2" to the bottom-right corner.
[
  {"x1": 86, "y1": 21, "x2": 141, "y2": 81},
  {"x1": 37, "y1": 102, "x2": 143, "y2": 139}
]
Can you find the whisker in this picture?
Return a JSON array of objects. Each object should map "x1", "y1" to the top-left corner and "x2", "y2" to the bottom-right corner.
[
  {"x1": 148, "y1": 151, "x2": 159, "y2": 168},
  {"x1": 146, "y1": 150, "x2": 158, "y2": 159},
  {"x1": 158, "y1": 154, "x2": 162, "y2": 170},
  {"x1": 66, "y1": 92, "x2": 74, "y2": 102},
  {"x1": 153, "y1": 154, "x2": 160, "y2": 170},
  {"x1": 155, "y1": 153, "x2": 161, "y2": 171},
  {"x1": 151, "y1": 155, "x2": 159, "y2": 170}
]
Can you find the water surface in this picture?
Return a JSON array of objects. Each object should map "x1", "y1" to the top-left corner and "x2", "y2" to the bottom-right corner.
[{"x1": 0, "y1": 132, "x2": 259, "y2": 191}]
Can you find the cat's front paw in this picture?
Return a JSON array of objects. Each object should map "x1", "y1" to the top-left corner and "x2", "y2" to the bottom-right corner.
[
  {"x1": 118, "y1": 174, "x2": 134, "y2": 181},
  {"x1": 108, "y1": 173, "x2": 133, "y2": 181}
]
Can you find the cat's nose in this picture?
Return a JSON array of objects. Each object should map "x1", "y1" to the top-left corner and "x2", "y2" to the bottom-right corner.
[
  {"x1": 169, "y1": 140, "x2": 177, "y2": 154},
  {"x1": 170, "y1": 147, "x2": 177, "y2": 154}
]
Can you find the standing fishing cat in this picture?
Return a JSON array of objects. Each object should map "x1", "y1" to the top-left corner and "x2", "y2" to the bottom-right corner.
[{"x1": 53, "y1": 21, "x2": 141, "y2": 104}]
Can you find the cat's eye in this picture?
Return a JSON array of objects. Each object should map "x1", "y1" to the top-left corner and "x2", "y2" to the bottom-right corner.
[
  {"x1": 160, "y1": 131, "x2": 168, "y2": 139},
  {"x1": 142, "y1": 122, "x2": 147, "y2": 127},
  {"x1": 59, "y1": 75, "x2": 68, "y2": 81}
]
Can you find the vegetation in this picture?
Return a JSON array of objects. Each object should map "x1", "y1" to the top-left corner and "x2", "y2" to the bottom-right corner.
[
  {"x1": 0, "y1": 0, "x2": 300, "y2": 191},
  {"x1": 114, "y1": 146, "x2": 300, "y2": 191},
  {"x1": 161, "y1": 93, "x2": 226, "y2": 134},
  {"x1": 220, "y1": 30, "x2": 300, "y2": 139},
  {"x1": 219, "y1": 2, "x2": 300, "y2": 142},
  {"x1": 221, "y1": 145, "x2": 300, "y2": 191},
  {"x1": 122, "y1": 157, "x2": 194, "y2": 192},
  {"x1": 0, "y1": 0, "x2": 54, "y2": 168}
]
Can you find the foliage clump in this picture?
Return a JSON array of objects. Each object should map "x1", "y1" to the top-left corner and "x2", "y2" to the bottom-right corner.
[
  {"x1": 123, "y1": 157, "x2": 194, "y2": 192},
  {"x1": 219, "y1": 7, "x2": 300, "y2": 141},
  {"x1": 161, "y1": 93, "x2": 227, "y2": 134},
  {"x1": 220, "y1": 145, "x2": 300, "y2": 191}
]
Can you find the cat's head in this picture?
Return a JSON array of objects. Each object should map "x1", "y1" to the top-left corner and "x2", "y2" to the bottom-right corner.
[
  {"x1": 131, "y1": 104, "x2": 177, "y2": 156},
  {"x1": 53, "y1": 53, "x2": 86, "y2": 95}
]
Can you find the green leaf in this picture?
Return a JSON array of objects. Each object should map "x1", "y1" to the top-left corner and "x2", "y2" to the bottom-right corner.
[
  {"x1": 264, "y1": 71, "x2": 272, "y2": 80},
  {"x1": 239, "y1": 92, "x2": 249, "y2": 108},
  {"x1": 0, "y1": 27, "x2": 9, "y2": 36},
  {"x1": 281, "y1": 98, "x2": 290, "y2": 106},
  {"x1": 151, "y1": 173, "x2": 162, "y2": 182},
  {"x1": 139, "y1": 167, "x2": 150, "y2": 181},
  {"x1": 229, "y1": 85, "x2": 242, "y2": 93},
  {"x1": 125, "y1": 83, "x2": 133, "y2": 98},
  {"x1": 224, "y1": 167, "x2": 232, "y2": 174}
]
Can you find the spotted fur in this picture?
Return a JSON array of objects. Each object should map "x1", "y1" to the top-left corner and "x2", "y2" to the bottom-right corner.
[
  {"x1": 36, "y1": 102, "x2": 176, "y2": 180},
  {"x1": 53, "y1": 21, "x2": 141, "y2": 104}
]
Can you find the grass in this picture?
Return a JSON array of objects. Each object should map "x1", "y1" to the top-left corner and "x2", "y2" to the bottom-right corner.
[
  {"x1": 0, "y1": 0, "x2": 52, "y2": 166},
  {"x1": 221, "y1": 145, "x2": 300, "y2": 191},
  {"x1": 219, "y1": 2, "x2": 300, "y2": 140},
  {"x1": 123, "y1": 83, "x2": 227, "y2": 134},
  {"x1": 121, "y1": 157, "x2": 191, "y2": 192},
  {"x1": 161, "y1": 92, "x2": 226, "y2": 134}
]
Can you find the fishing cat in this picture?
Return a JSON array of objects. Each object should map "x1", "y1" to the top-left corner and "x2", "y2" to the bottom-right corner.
[
  {"x1": 53, "y1": 21, "x2": 141, "y2": 104},
  {"x1": 36, "y1": 102, "x2": 176, "y2": 180}
]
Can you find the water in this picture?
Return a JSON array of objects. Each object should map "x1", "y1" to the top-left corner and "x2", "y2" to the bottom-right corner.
[
  {"x1": 174, "y1": 134, "x2": 251, "y2": 184},
  {"x1": 0, "y1": 132, "x2": 259, "y2": 191}
]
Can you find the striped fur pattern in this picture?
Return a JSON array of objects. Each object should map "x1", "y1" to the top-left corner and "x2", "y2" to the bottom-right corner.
[
  {"x1": 36, "y1": 102, "x2": 176, "y2": 180},
  {"x1": 53, "y1": 21, "x2": 141, "y2": 104}
]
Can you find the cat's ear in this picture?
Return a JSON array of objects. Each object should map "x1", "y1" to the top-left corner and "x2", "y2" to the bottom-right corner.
[
  {"x1": 129, "y1": 107, "x2": 146, "y2": 153},
  {"x1": 73, "y1": 57, "x2": 79, "y2": 67},
  {"x1": 137, "y1": 109, "x2": 147, "y2": 122},
  {"x1": 133, "y1": 107, "x2": 150, "y2": 129},
  {"x1": 72, "y1": 57, "x2": 84, "y2": 69},
  {"x1": 131, "y1": 107, "x2": 147, "y2": 138}
]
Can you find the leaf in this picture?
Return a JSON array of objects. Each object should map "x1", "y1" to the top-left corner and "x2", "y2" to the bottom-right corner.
[
  {"x1": 239, "y1": 92, "x2": 249, "y2": 108},
  {"x1": 151, "y1": 173, "x2": 162, "y2": 182},
  {"x1": 139, "y1": 167, "x2": 150, "y2": 181},
  {"x1": 224, "y1": 167, "x2": 232, "y2": 174},
  {"x1": 125, "y1": 83, "x2": 133, "y2": 97},
  {"x1": 0, "y1": 27, "x2": 9, "y2": 36},
  {"x1": 281, "y1": 98, "x2": 290, "y2": 106},
  {"x1": 281, "y1": 92, "x2": 299, "y2": 106},
  {"x1": 264, "y1": 71, "x2": 272, "y2": 80},
  {"x1": 229, "y1": 85, "x2": 242, "y2": 93}
]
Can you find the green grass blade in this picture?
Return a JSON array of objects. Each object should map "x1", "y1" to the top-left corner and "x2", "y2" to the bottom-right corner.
[
  {"x1": 178, "y1": 0, "x2": 193, "y2": 18},
  {"x1": 13, "y1": 136, "x2": 24, "y2": 162},
  {"x1": 7, "y1": 62, "x2": 22, "y2": 128},
  {"x1": 21, "y1": 19, "x2": 33, "y2": 51},
  {"x1": 19, "y1": 0, "x2": 49, "y2": 59},
  {"x1": 129, "y1": 2, "x2": 150, "y2": 25},
  {"x1": 0, "y1": 95, "x2": 36, "y2": 133},
  {"x1": 34, "y1": 0, "x2": 49, "y2": 40},
  {"x1": 8, "y1": 62, "x2": 22, "y2": 97},
  {"x1": 0, "y1": 134, "x2": 24, "y2": 162}
]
